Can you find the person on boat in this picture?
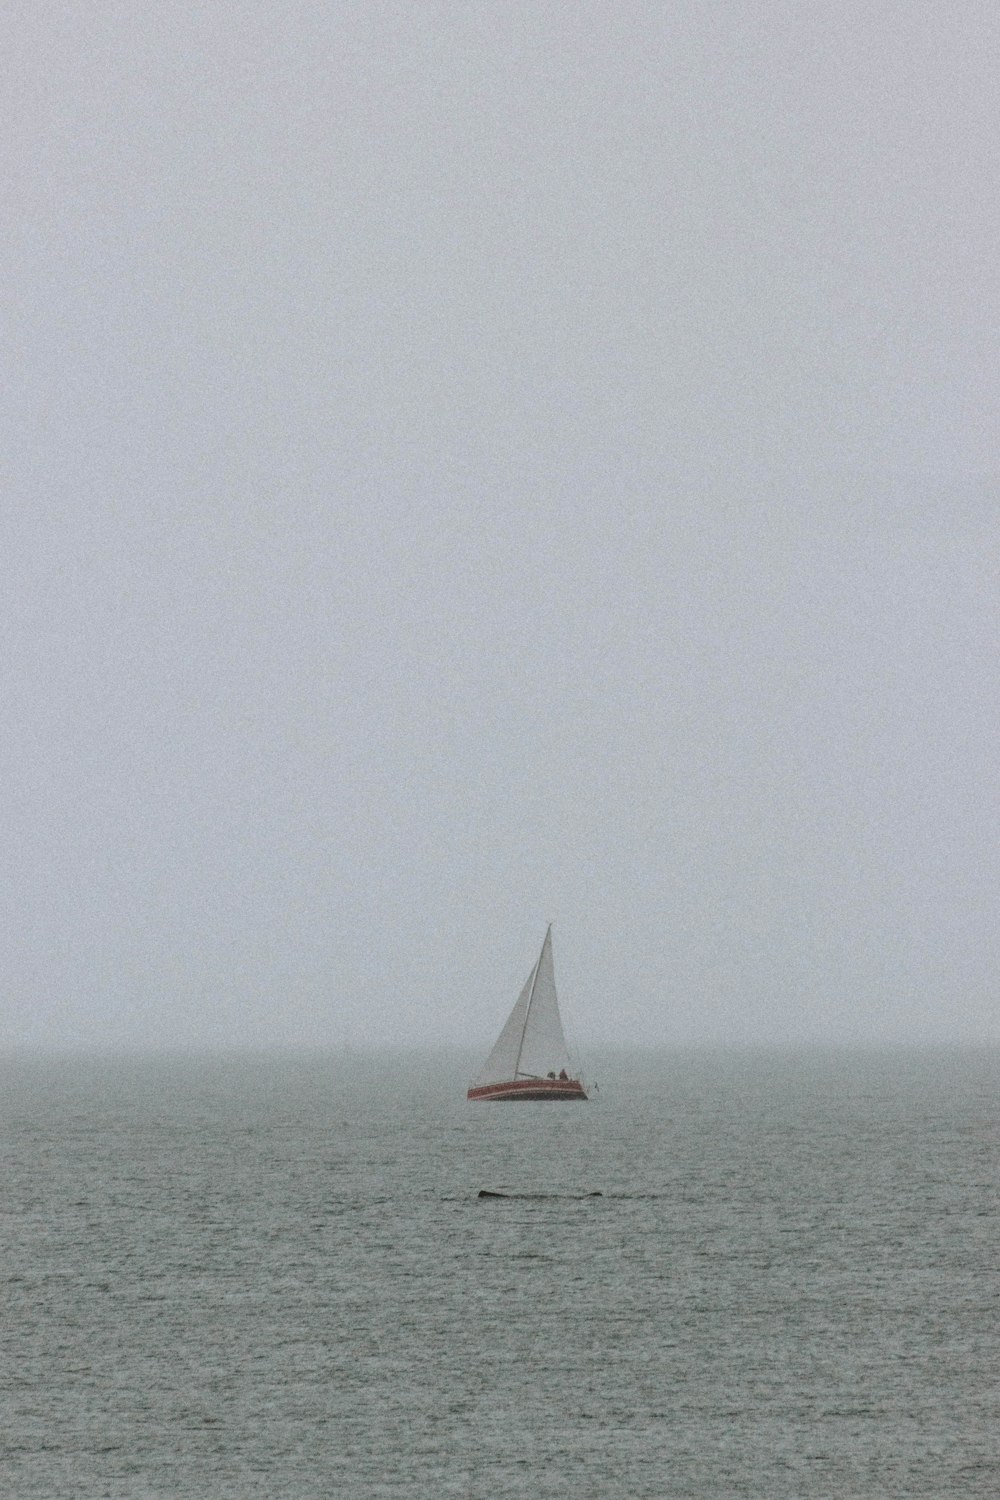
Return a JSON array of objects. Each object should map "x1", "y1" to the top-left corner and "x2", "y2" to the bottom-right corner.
[
  {"x1": 547, "y1": 1071, "x2": 556, "y2": 1079},
  {"x1": 558, "y1": 1069, "x2": 568, "y2": 1080}
]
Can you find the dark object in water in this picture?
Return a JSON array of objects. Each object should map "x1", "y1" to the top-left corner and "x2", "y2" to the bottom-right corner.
[{"x1": 477, "y1": 1189, "x2": 602, "y2": 1199}]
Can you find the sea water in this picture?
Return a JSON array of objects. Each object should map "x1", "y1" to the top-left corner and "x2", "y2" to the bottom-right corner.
[{"x1": 1, "y1": 1048, "x2": 997, "y2": 1498}]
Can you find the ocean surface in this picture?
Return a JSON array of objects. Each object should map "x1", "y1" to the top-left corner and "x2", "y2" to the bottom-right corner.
[{"x1": 1, "y1": 1047, "x2": 997, "y2": 1498}]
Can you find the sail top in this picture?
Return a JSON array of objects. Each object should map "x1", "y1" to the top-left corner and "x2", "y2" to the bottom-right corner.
[{"x1": 473, "y1": 927, "x2": 573, "y2": 1087}]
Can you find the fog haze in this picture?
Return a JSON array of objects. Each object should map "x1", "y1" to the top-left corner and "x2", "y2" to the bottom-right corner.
[{"x1": 4, "y1": 2, "x2": 997, "y2": 1052}]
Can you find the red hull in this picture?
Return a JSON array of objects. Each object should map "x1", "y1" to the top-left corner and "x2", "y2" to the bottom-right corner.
[{"x1": 467, "y1": 1077, "x2": 588, "y2": 1102}]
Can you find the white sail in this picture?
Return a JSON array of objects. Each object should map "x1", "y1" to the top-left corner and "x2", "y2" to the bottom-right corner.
[
  {"x1": 472, "y1": 970, "x2": 536, "y2": 1087},
  {"x1": 473, "y1": 927, "x2": 572, "y2": 1086}
]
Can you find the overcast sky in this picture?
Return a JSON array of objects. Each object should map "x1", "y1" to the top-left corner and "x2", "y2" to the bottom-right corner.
[{"x1": 3, "y1": 1, "x2": 997, "y2": 1052}]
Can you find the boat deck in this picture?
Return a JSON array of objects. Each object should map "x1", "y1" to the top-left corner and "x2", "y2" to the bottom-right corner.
[{"x1": 467, "y1": 1077, "x2": 588, "y2": 1102}]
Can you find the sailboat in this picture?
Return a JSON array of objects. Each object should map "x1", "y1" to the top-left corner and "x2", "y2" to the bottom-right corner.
[{"x1": 467, "y1": 926, "x2": 588, "y2": 1101}]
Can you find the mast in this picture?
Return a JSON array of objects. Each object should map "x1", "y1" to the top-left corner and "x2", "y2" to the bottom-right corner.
[{"x1": 513, "y1": 924, "x2": 550, "y2": 1079}]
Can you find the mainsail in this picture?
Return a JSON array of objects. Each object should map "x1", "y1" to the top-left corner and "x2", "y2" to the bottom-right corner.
[{"x1": 472, "y1": 926, "x2": 573, "y2": 1087}]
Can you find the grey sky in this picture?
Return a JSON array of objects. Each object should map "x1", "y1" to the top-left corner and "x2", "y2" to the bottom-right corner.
[{"x1": 3, "y1": 2, "x2": 997, "y2": 1051}]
